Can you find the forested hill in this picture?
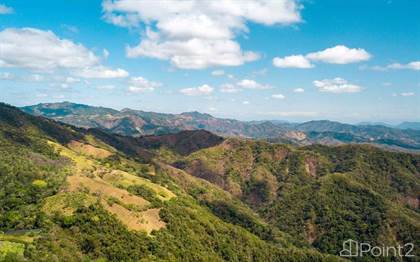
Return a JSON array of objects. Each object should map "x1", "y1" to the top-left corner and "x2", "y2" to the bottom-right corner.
[
  {"x1": 1, "y1": 102, "x2": 419, "y2": 261},
  {"x1": 0, "y1": 102, "x2": 339, "y2": 261}
]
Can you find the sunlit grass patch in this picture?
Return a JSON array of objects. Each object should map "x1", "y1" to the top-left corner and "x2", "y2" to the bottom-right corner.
[
  {"x1": 42, "y1": 192, "x2": 97, "y2": 216},
  {"x1": 68, "y1": 140, "x2": 113, "y2": 159},
  {"x1": 0, "y1": 241, "x2": 25, "y2": 261},
  {"x1": 102, "y1": 170, "x2": 175, "y2": 201}
]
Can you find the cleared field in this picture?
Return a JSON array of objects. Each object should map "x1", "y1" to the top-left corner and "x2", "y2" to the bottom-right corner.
[
  {"x1": 67, "y1": 175, "x2": 149, "y2": 208},
  {"x1": 102, "y1": 170, "x2": 176, "y2": 201},
  {"x1": 68, "y1": 140, "x2": 113, "y2": 159},
  {"x1": 47, "y1": 139, "x2": 172, "y2": 234},
  {"x1": 66, "y1": 176, "x2": 166, "y2": 234},
  {"x1": 103, "y1": 201, "x2": 165, "y2": 234}
]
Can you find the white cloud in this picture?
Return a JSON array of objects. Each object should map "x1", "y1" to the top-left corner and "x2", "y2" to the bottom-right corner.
[
  {"x1": 211, "y1": 70, "x2": 225, "y2": 76},
  {"x1": 313, "y1": 77, "x2": 362, "y2": 93},
  {"x1": 237, "y1": 79, "x2": 272, "y2": 90},
  {"x1": 274, "y1": 45, "x2": 371, "y2": 69},
  {"x1": 220, "y1": 79, "x2": 272, "y2": 93},
  {"x1": 220, "y1": 83, "x2": 241, "y2": 93},
  {"x1": 104, "y1": 0, "x2": 302, "y2": 69},
  {"x1": 362, "y1": 61, "x2": 420, "y2": 71},
  {"x1": 0, "y1": 4, "x2": 13, "y2": 14},
  {"x1": 273, "y1": 55, "x2": 313, "y2": 68},
  {"x1": 0, "y1": 28, "x2": 99, "y2": 70},
  {"x1": 400, "y1": 92, "x2": 415, "y2": 97},
  {"x1": 242, "y1": 101, "x2": 250, "y2": 105},
  {"x1": 76, "y1": 66, "x2": 129, "y2": 78},
  {"x1": 128, "y1": 76, "x2": 162, "y2": 92},
  {"x1": 180, "y1": 84, "x2": 214, "y2": 96},
  {"x1": 126, "y1": 36, "x2": 259, "y2": 69},
  {"x1": 388, "y1": 61, "x2": 420, "y2": 71},
  {"x1": 306, "y1": 45, "x2": 371, "y2": 64},
  {"x1": 0, "y1": 27, "x2": 128, "y2": 79},
  {"x1": 362, "y1": 65, "x2": 387, "y2": 71},
  {"x1": 271, "y1": 94, "x2": 285, "y2": 99},
  {"x1": 293, "y1": 88, "x2": 305, "y2": 93}
]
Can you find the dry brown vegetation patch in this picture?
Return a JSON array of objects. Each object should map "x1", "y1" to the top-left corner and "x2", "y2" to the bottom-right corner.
[
  {"x1": 68, "y1": 140, "x2": 112, "y2": 159},
  {"x1": 67, "y1": 175, "x2": 149, "y2": 207}
]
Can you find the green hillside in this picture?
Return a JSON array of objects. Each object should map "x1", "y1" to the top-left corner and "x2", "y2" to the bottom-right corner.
[
  {"x1": 172, "y1": 139, "x2": 420, "y2": 259},
  {"x1": 0, "y1": 103, "x2": 342, "y2": 261}
]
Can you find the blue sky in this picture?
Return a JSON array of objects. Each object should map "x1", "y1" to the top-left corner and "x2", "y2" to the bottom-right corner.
[{"x1": 0, "y1": 0, "x2": 419, "y2": 123}]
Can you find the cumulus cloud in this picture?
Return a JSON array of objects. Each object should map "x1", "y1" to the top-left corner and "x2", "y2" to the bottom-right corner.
[
  {"x1": 387, "y1": 61, "x2": 420, "y2": 71},
  {"x1": 0, "y1": 27, "x2": 129, "y2": 78},
  {"x1": 103, "y1": 0, "x2": 302, "y2": 69},
  {"x1": 313, "y1": 78, "x2": 362, "y2": 93},
  {"x1": 180, "y1": 84, "x2": 214, "y2": 96},
  {"x1": 400, "y1": 92, "x2": 415, "y2": 97},
  {"x1": 220, "y1": 79, "x2": 272, "y2": 93},
  {"x1": 76, "y1": 66, "x2": 129, "y2": 78},
  {"x1": 0, "y1": 4, "x2": 13, "y2": 14},
  {"x1": 126, "y1": 33, "x2": 259, "y2": 69},
  {"x1": 273, "y1": 55, "x2": 313, "y2": 68},
  {"x1": 273, "y1": 45, "x2": 371, "y2": 69},
  {"x1": 128, "y1": 76, "x2": 162, "y2": 92},
  {"x1": 271, "y1": 94, "x2": 285, "y2": 99},
  {"x1": 362, "y1": 61, "x2": 420, "y2": 71},
  {"x1": 0, "y1": 28, "x2": 98, "y2": 70},
  {"x1": 306, "y1": 45, "x2": 371, "y2": 64},
  {"x1": 236, "y1": 79, "x2": 272, "y2": 90},
  {"x1": 293, "y1": 88, "x2": 305, "y2": 93},
  {"x1": 242, "y1": 101, "x2": 250, "y2": 105}
]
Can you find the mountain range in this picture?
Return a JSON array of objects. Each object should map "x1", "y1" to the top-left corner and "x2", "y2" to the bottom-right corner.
[
  {"x1": 0, "y1": 102, "x2": 419, "y2": 260},
  {"x1": 22, "y1": 102, "x2": 420, "y2": 152}
]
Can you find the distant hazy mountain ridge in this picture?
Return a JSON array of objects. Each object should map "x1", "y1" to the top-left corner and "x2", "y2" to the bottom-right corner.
[{"x1": 22, "y1": 102, "x2": 420, "y2": 152}]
